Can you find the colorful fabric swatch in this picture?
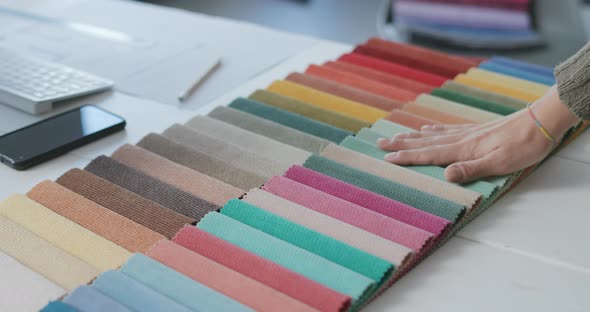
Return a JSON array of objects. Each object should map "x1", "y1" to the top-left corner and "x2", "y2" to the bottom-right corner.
[
  {"x1": 414, "y1": 94, "x2": 502, "y2": 123},
  {"x1": 196, "y1": 212, "x2": 375, "y2": 301},
  {"x1": 0, "y1": 195, "x2": 131, "y2": 271},
  {"x1": 455, "y1": 73, "x2": 540, "y2": 102},
  {"x1": 479, "y1": 61, "x2": 555, "y2": 85},
  {"x1": 386, "y1": 109, "x2": 438, "y2": 130},
  {"x1": 442, "y1": 80, "x2": 528, "y2": 109},
  {"x1": 41, "y1": 301, "x2": 78, "y2": 312},
  {"x1": 488, "y1": 56, "x2": 554, "y2": 78},
  {"x1": 466, "y1": 68, "x2": 550, "y2": 96},
  {"x1": 208, "y1": 106, "x2": 331, "y2": 153},
  {"x1": 249, "y1": 90, "x2": 370, "y2": 133},
  {"x1": 56, "y1": 168, "x2": 194, "y2": 239},
  {"x1": 172, "y1": 226, "x2": 351, "y2": 312},
  {"x1": 431, "y1": 88, "x2": 519, "y2": 115},
  {"x1": 64, "y1": 286, "x2": 132, "y2": 312},
  {"x1": 230, "y1": 96, "x2": 354, "y2": 141},
  {"x1": 402, "y1": 103, "x2": 476, "y2": 124},
  {"x1": 27, "y1": 181, "x2": 165, "y2": 253}
]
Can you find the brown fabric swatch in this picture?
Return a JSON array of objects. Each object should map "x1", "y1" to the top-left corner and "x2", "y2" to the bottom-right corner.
[
  {"x1": 137, "y1": 133, "x2": 267, "y2": 191},
  {"x1": 85, "y1": 156, "x2": 219, "y2": 221},
  {"x1": 112, "y1": 144, "x2": 244, "y2": 207},
  {"x1": 285, "y1": 72, "x2": 403, "y2": 111},
  {"x1": 56, "y1": 168, "x2": 194, "y2": 238},
  {"x1": 402, "y1": 103, "x2": 475, "y2": 124},
  {"x1": 27, "y1": 180, "x2": 165, "y2": 253},
  {"x1": 386, "y1": 109, "x2": 439, "y2": 130}
]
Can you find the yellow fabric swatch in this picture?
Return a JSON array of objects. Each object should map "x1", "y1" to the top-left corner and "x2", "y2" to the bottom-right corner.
[
  {"x1": 466, "y1": 68, "x2": 550, "y2": 97},
  {"x1": 414, "y1": 94, "x2": 503, "y2": 123},
  {"x1": 455, "y1": 74, "x2": 540, "y2": 103},
  {"x1": 0, "y1": 195, "x2": 131, "y2": 271},
  {"x1": 267, "y1": 80, "x2": 389, "y2": 123},
  {"x1": 0, "y1": 215, "x2": 99, "y2": 290}
]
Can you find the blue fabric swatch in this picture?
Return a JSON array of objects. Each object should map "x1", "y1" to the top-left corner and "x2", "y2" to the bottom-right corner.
[
  {"x1": 488, "y1": 56, "x2": 554, "y2": 78},
  {"x1": 40, "y1": 301, "x2": 78, "y2": 312},
  {"x1": 64, "y1": 286, "x2": 131, "y2": 312},
  {"x1": 479, "y1": 61, "x2": 555, "y2": 85}
]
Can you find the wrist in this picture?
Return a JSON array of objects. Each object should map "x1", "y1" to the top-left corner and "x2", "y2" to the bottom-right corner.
[{"x1": 530, "y1": 85, "x2": 579, "y2": 140}]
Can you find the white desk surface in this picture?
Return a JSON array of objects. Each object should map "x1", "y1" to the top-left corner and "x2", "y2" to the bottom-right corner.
[{"x1": 0, "y1": 3, "x2": 588, "y2": 311}]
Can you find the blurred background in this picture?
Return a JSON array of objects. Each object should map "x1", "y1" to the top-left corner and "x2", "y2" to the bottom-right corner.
[{"x1": 141, "y1": 0, "x2": 590, "y2": 67}]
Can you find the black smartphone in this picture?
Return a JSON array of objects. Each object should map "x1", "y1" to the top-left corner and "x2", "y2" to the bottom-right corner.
[{"x1": 0, "y1": 105, "x2": 126, "y2": 170}]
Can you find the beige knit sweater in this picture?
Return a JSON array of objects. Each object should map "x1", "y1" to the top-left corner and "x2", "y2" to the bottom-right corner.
[{"x1": 555, "y1": 42, "x2": 590, "y2": 120}]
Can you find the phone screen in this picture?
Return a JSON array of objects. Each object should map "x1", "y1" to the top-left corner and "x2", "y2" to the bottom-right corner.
[{"x1": 0, "y1": 105, "x2": 124, "y2": 167}]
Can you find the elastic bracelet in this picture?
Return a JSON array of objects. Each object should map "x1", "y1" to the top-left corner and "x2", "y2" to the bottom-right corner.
[{"x1": 527, "y1": 103, "x2": 558, "y2": 145}]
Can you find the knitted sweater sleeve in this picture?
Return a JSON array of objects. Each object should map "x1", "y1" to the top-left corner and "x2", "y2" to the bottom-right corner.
[{"x1": 554, "y1": 41, "x2": 590, "y2": 120}]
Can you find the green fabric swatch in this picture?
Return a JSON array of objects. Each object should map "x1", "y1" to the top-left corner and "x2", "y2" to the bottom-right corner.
[
  {"x1": 356, "y1": 128, "x2": 388, "y2": 144},
  {"x1": 303, "y1": 154, "x2": 464, "y2": 221},
  {"x1": 442, "y1": 81, "x2": 528, "y2": 110},
  {"x1": 196, "y1": 212, "x2": 374, "y2": 302},
  {"x1": 249, "y1": 90, "x2": 371, "y2": 133},
  {"x1": 228, "y1": 97, "x2": 350, "y2": 143},
  {"x1": 369, "y1": 120, "x2": 509, "y2": 188},
  {"x1": 339, "y1": 136, "x2": 496, "y2": 199},
  {"x1": 220, "y1": 199, "x2": 393, "y2": 295},
  {"x1": 431, "y1": 88, "x2": 518, "y2": 116}
]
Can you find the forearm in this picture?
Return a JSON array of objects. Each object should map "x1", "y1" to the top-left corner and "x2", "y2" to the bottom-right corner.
[{"x1": 554, "y1": 42, "x2": 590, "y2": 120}]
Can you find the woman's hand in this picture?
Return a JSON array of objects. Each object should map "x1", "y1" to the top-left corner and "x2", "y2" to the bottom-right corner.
[{"x1": 377, "y1": 85, "x2": 579, "y2": 184}]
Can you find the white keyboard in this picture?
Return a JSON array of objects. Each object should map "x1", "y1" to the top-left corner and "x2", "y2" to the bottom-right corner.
[{"x1": 0, "y1": 48, "x2": 113, "y2": 114}]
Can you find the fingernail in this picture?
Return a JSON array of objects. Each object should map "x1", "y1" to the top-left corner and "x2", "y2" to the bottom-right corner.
[
  {"x1": 447, "y1": 165, "x2": 463, "y2": 182},
  {"x1": 384, "y1": 152, "x2": 397, "y2": 161},
  {"x1": 421, "y1": 125, "x2": 432, "y2": 130}
]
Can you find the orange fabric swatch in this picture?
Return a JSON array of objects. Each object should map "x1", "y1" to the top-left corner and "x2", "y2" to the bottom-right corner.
[
  {"x1": 385, "y1": 110, "x2": 439, "y2": 130},
  {"x1": 305, "y1": 64, "x2": 418, "y2": 102},
  {"x1": 402, "y1": 103, "x2": 475, "y2": 124}
]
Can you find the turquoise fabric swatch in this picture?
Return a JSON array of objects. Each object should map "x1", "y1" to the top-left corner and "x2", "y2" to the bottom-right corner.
[
  {"x1": 40, "y1": 301, "x2": 78, "y2": 312},
  {"x1": 120, "y1": 254, "x2": 253, "y2": 312},
  {"x1": 92, "y1": 271, "x2": 193, "y2": 312},
  {"x1": 196, "y1": 212, "x2": 374, "y2": 301},
  {"x1": 356, "y1": 128, "x2": 388, "y2": 144},
  {"x1": 64, "y1": 286, "x2": 131, "y2": 312}
]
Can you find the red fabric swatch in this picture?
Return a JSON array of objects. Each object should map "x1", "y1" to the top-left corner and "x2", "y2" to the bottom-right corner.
[
  {"x1": 172, "y1": 226, "x2": 351, "y2": 312},
  {"x1": 305, "y1": 64, "x2": 418, "y2": 102},
  {"x1": 324, "y1": 61, "x2": 434, "y2": 94},
  {"x1": 386, "y1": 110, "x2": 439, "y2": 130},
  {"x1": 338, "y1": 53, "x2": 448, "y2": 87}
]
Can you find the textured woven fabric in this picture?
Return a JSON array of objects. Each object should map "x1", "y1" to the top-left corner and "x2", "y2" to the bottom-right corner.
[
  {"x1": 221, "y1": 199, "x2": 394, "y2": 288},
  {"x1": 249, "y1": 90, "x2": 371, "y2": 133},
  {"x1": 339, "y1": 136, "x2": 496, "y2": 199},
  {"x1": 286, "y1": 72, "x2": 403, "y2": 111},
  {"x1": 371, "y1": 119, "x2": 414, "y2": 134},
  {"x1": 121, "y1": 253, "x2": 253, "y2": 312},
  {"x1": 479, "y1": 61, "x2": 555, "y2": 85},
  {"x1": 279, "y1": 164, "x2": 453, "y2": 232},
  {"x1": 455, "y1": 74, "x2": 539, "y2": 102},
  {"x1": 0, "y1": 195, "x2": 131, "y2": 271},
  {"x1": 267, "y1": 80, "x2": 389, "y2": 123},
  {"x1": 208, "y1": 106, "x2": 331, "y2": 153},
  {"x1": 488, "y1": 56, "x2": 554, "y2": 78},
  {"x1": 64, "y1": 286, "x2": 132, "y2": 312},
  {"x1": 356, "y1": 128, "x2": 386, "y2": 143},
  {"x1": 323, "y1": 61, "x2": 434, "y2": 94},
  {"x1": 466, "y1": 68, "x2": 550, "y2": 96},
  {"x1": 243, "y1": 190, "x2": 411, "y2": 266},
  {"x1": 431, "y1": 88, "x2": 519, "y2": 116},
  {"x1": 338, "y1": 53, "x2": 447, "y2": 86},
  {"x1": 415, "y1": 94, "x2": 502, "y2": 123},
  {"x1": 163, "y1": 123, "x2": 289, "y2": 178},
  {"x1": 41, "y1": 301, "x2": 78, "y2": 312},
  {"x1": 228, "y1": 97, "x2": 352, "y2": 143},
  {"x1": 56, "y1": 169, "x2": 194, "y2": 239},
  {"x1": 304, "y1": 64, "x2": 418, "y2": 102},
  {"x1": 147, "y1": 240, "x2": 318, "y2": 312},
  {"x1": 184, "y1": 116, "x2": 311, "y2": 166},
  {"x1": 92, "y1": 271, "x2": 192, "y2": 312},
  {"x1": 172, "y1": 226, "x2": 351, "y2": 312},
  {"x1": 320, "y1": 143, "x2": 481, "y2": 208},
  {"x1": 85, "y1": 156, "x2": 218, "y2": 221},
  {"x1": 402, "y1": 103, "x2": 476, "y2": 124},
  {"x1": 112, "y1": 144, "x2": 244, "y2": 206},
  {"x1": 137, "y1": 133, "x2": 267, "y2": 191},
  {"x1": 0, "y1": 216, "x2": 99, "y2": 291},
  {"x1": 196, "y1": 212, "x2": 374, "y2": 301},
  {"x1": 27, "y1": 181, "x2": 165, "y2": 253},
  {"x1": 386, "y1": 109, "x2": 438, "y2": 130},
  {"x1": 263, "y1": 176, "x2": 429, "y2": 253},
  {"x1": 442, "y1": 80, "x2": 528, "y2": 109},
  {"x1": 361, "y1": 38, "x2": 477, "y2": 78}
]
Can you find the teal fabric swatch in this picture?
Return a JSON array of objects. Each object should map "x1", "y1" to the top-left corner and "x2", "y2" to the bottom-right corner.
[
  {"x1": 40, "y1": 301, "x2": 78, "y2": 312},
  {"x1": 92, "y1": 271, "x2": 193, "y2": 312},
  {"x1": 228, "y1": 97, "x2": 351, "y2": 143},
  {"x1": 339, "y1": 136, "x2": 496, "y2": 198},
  {"x1": 196, "y1": 212, "x2": 374, "y2": 301},
  {"x1": 64, "y1": 286, "x2": 132, "y2": 312},
  {"x1": 431, "y1": 88, "x2": 518, "y2": 116},
  {"x1": 356, "y1": 128, "x2": 388, "y2": 144},
  {"x1": 220, "y1": 199, "x2": 393, "y2": 292},
  {"x1": 303, "y1": 154, "x2": 464, "y2": 221},
  {"x1": 120, "y1": 254, "x2": 252, "y2": 312}
]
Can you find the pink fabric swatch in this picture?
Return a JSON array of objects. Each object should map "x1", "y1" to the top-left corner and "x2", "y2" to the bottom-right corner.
[
  {"x1": 263, "y1": 176, "x2": 429, "y2": 252},
  {"x1": 282, "y1": 166, "x2": 450, "y2": 235},
  {"x1": 171, "y1": 226, "x2": 350, "y2": 312},
  {"x1": 147, "y1": 239, "x2": 320, "y2": 312}
]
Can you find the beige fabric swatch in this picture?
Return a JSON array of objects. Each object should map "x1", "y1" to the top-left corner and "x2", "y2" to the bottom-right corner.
[
  {"x1": 0, "y1": 195, "x2": 131, "y2": 271},
  {"x1": 415, "y1": 94, "x2": 502, "y2": 123},
  {"x1": 0, "y1": 216, "x2": 99, "y2": 290}
]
